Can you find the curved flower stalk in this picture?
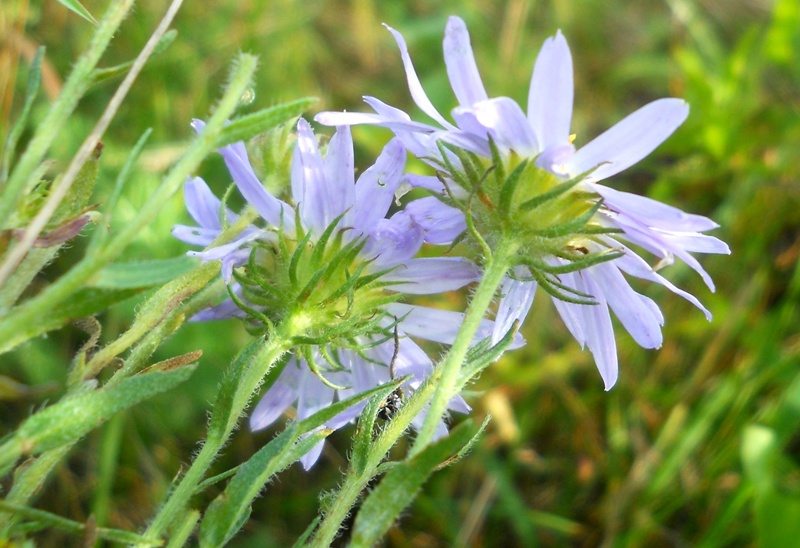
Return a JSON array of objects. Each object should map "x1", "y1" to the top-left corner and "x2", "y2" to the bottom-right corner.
[
  {"x1": 316, "y1": 16, "x2": 729, "y2": 389},
  {"x1": 174, "y1": 118, "x2": 492, "y2": 467}
]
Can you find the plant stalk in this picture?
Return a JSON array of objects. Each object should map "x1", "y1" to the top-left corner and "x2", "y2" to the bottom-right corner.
[
  {"x1": 309, "y1": 235, "x2": 520, "y2": 546},
  {"x1": 141, "y1": 324, "x2": 296, "y2": 542}
]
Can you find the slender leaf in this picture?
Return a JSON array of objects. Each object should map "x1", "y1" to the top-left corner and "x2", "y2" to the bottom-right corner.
[
  {"x1": 199, "y1": 427, "x2": 330, "y2": 547},
  {"x1": 0, "y1": 500, "x2": 157, "y2": 545},
  {"x1": 349, "y1": 420, "x2": 480, "y2": 546},
  {"x1": 2, "y1": 357, "x2": 197, "y2": 468},
  {"x1": 55, "y1": 0, "x2": 98, "y2": 24},
  {"x1": 90, "y1": 256, "x2": 198, "y2": 289},
  {"x1": 214, "y1": 98, "x2": 318, "y2": 148}
]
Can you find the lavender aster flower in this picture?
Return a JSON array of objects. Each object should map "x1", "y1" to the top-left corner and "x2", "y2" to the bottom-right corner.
[
  {"x1": 174, "y1": 118, "x2": 502, "y2": 468},
  {"x1": 251, "y1": 311, "x2": 477, "y2": 468},
  {"x1": 171, "y1": 176, "x2": 260, "y2": 283},
  {"x1": 316, "y1": 16, "x2": 729, "y2": 389}
]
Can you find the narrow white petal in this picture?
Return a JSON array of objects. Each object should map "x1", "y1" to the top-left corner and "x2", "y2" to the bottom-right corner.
[
  {"x1": 528, "y1": 30, "x2": 574, "y2": 150},
  {"x1": 384, "y1": 24, "x2": 456, "y2": 130},
  {"x1": 315, "y1": 111, "x2": 387, "y2": 126},
  {"x1": 292, "y1": 119, "x2": 328, "y2": 234},
  {"x1": 353, "y1": 138, "x2": 406, "y2": 231},
  {"x1": 300, "y1": 437, "x2": 326, "y2": 470},
  {"x1": 594, "y1": 184, "x2": 720, "y2": 232},
  {"x1": 387, "y1": 303, "x2": 524, "y2": 348},
  {"x1": 468, "y1": 97, "x2": 538, "y2": 155},
  {"x1": 363, "y1": 212, "x2": 424, "y2": 268},
  {"x1": 323, "y1": 125, "x2": 356, "y2": 226},
  {"x1": 185, "y1": 177, "x2": 222, "y2": 229},
  {"x1": 443, "y1": 16, "x2": 489, "y2": 107},
  {"x1": 190, "y1": 298, "x2": 247, "y2": 322},
  {"x1": 171, "y1": 225, "x2": 218, "y2": 246},
  {"x1": 404, "y1": 196, "x2": 467, "y2": 243},
  {"x1": 589, "y1": 263, "x2": 663, "y2": 349},
  {"x1": 296, "y1": 367, "x2": 336, "y2": 423},
  {"x1": 568, "y1": 98, "x2": 689, "y2": 182},
  {"x1": 493, "y1": 271, "x2": 537, "y2": 345},
  {"x1": 448, "y1": 394, "x2": 472, "y2": 414},
  {"x1": 384, "y1": 257, "x2": 480, "y2": 294},
  {"x1": 654, "y1": 231, "x2": 731, "y2": 255},
  {"x1": 548, "y1": 263, "x2": 587, "y2": 346},
  {"x1": 196, "y1": 118, "x2": 294, "y2": 232},
  {"x1": 249, "y1": 362, "x2": 302, "y2": 430},
  {"x1": 605, "y1": 237, "x2": 712, "y2": 320},
  {"x1": 578, "y1": 273, "x2": 619, "y2": 390},
  {"x1": 612, "y1": 215, "x2": 718, "y2": 291}
]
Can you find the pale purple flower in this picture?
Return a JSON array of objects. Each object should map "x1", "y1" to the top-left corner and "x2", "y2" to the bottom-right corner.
[
  {"x1": 174, "y1": 118, "x2": 500, "y2": 468},
  {"x1": 316, "y1": 16, "x2": 730, "y2": 389},
  {"x1": 171, "y1": 176, "x2": 261, "y2": 283},
  {"x1": 251, "y1": 306, "x2": 487, "y2": 469}
]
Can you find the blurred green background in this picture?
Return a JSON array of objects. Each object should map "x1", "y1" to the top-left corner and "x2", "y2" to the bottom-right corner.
[{"x1": 2, "y1": 0, "x2": 799, "y2": 545}]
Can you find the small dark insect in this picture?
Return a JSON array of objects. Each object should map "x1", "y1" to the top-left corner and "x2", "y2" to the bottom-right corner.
[{"x1": 377, "y1": 327, "x2": 404, "y2": 421}]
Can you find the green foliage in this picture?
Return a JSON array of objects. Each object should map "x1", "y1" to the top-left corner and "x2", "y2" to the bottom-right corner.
[
  {"x1": 214, "y1": 98, "x2": 318, "y2": 148},
  {"x1": 90, "y1": 256, "x2": 198, "y2": 289},
  {"x1": 0, "y1": 356, "x2": 197, "y2": 475},
  {"x1": 350, "y1": 418, "x2": 486, "y2": 546},
  {"x1": 54, "y1": 0, "x2": 97, "y2": 25},
  {"x1": 200, "y1": 380, "x2": 401, "y2": 545}
]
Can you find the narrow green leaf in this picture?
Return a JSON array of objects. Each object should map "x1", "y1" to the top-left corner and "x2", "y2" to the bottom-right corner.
[
  {"x1": 351, "y1": 377, "x2": 407, "y2": 476},
  {"x1": 434, "y1": 416, "x2": 489, "y2": 471},
  {"x1": 52, "y1": 143, "x2": 101, "y2": 224},
  {"x1": 90, "y1": 256, "x2": 198, "y2": 289},
  {"x1": 1, "y1": 357, "x2": 196, "y2": 472},
  {"x1": 88, "y1": 129, "x2": 152, "y2": 250},
  {"x1": 292, "y1": 517, "x2": 321, "y2": 548},
  {"x1": 166, "y1": 510, "x2": 200, "y2": 548},
  {"x1": 208, "y1": 338, "x2": 269, "y2": 439},
  {"x1": 742, "y1": 425, "x2": 800, "y2": 547},
  {"x1": 199, "y1": 426, "x2": 329, "y2": 547},
  {"x1": 460, "y1": 324, "x2": 519, "y2": 383},
  {"x1": 530, "y1": 200, "x2": 604, "y2": 239},
  {"x1": 435, "y1": 141, "x2": 470, "y2": 190},
  {"x1": 0, "y1": 286, "x2": 142, "y2": 355},
  {"x1": 350, "y1": 420, "x2": 480, "y2": 546},
  {"x1": 487, "y1": 136, "x2": 506, "y2": 186},
  {"x1": 520, "y1": 249, "x2": 623, "y2": 276},
  {"x1": 498, "y1": 160, "x2": 529, "y2": 217},
  {"x1": 534, "y1": 270, "x2": 597, "y2": 306},
  {"x1": 0, "y1": 500, "x2": 158, "y2": 544},
  {"x1": 86, "y1": 261, "x2": 218, "y2": 382},
  {"x1": 55, "y1": 0, "x2": 98, "y2": 24},
  {"x1": 305, "y1": 382, "x2": 403, "y2": 432},
  {"x1": 214, "y1": 98, "x2": 317, "y2": 148}
]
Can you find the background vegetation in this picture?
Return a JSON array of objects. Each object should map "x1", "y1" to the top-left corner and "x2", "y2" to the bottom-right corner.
[{"x1": 1, "y1": 0, "x2": 799, "y2": 545}]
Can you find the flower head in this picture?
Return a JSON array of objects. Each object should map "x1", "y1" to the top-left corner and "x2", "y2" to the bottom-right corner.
[
  {"x1": 174, "y1": 118, "x2": 497, "y2": 467},
  {"x1": 316, "y1": 16, "x2": 729, "y2": 389}
]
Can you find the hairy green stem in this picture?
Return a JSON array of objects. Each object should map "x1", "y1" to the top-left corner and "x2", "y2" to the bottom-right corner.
[
  {"x1": 411, "y1": 236, "x2": 519, "y2": 454},
  {"x1": 310, "y1": 235, "x2": 519, "y2": 546},
  {"x1": 141, "y1": 320, "x2": 299, "y2": 542}
]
